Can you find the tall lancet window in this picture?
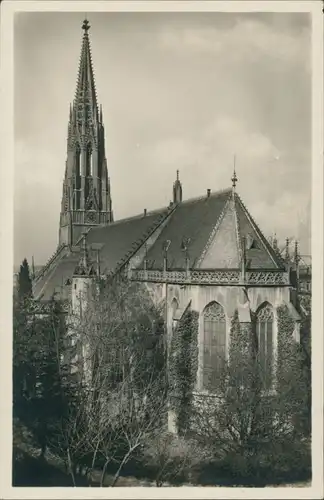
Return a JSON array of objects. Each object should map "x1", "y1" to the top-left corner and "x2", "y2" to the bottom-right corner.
[
  {"x1": 171, "y1": 298, "x2": 179, "y2": 335},
  {"x1": 203, "y1": 302, "x2": 226, "y2": 390},
  {"x1": 256, "y1": 303, "x2": 274, "y2": 390},
  {"x1": 86, "y1": 143, "x2": 92, "y2": 176},
  {"x1": 75, "y1": 145, "x2": 81, "y2": 177},
  {"x1": 75, "y1": 144, "x2": 81, "y2": 209}
]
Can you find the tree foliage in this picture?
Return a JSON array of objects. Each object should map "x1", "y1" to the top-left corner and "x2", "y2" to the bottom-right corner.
[
  {"x1": 13, "y1": 263, "x2": 311, "y2": 486},
  {"x1": 190, "y1": 307, "x2": 311, "y2": 484},
  {"x1": 17, "y1": 258, "x2": 33, "y2": 303},
  {"x1": 13, "y1": 261, "x2": 75, "y2": 461}
]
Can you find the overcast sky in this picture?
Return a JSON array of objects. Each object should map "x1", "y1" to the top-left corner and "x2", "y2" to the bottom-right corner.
[{"x1": 14, "y1": 11, "x2": 311, "y2": 265}]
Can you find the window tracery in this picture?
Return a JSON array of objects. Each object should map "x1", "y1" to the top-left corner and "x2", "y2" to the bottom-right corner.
[
  {"x1": 171, "y1": 298, "x2": 179, "y2": 334},
  {"x1": 256, "y1": 303, "x2": 274, "y2": 390},
  {"x1": 203, "y1": 302, "x2": 226, "y2": 390}
]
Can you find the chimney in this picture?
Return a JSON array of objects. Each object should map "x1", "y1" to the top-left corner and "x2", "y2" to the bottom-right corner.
[
  {"x1": 207, "y1": 189, "x2": 211, "y2": 198},
  {"x1": 143, "y1": 208, "x2": 147, "y2": 217}
]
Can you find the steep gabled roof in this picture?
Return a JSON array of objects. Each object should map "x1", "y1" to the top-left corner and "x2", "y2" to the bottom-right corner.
[
  {"x1": 143, "y1": 189, "x2": 231, "y2": 270},
  {"x1": 140, "y1": 189, "x2": 284, "y2": 270},
  {"x1": 34, "y1": 207, "x2": 171, "y2": 300},
  {"x1": 141, "y1": 189, "x2": 285, "y2": 271},
  {"x1": 234, "y1": 194, "x2": 285, "y2": 270},
  {"x1": 86, "y1": 207, "x2": 171, "y2": 273},
  {"x1": 33, "y1": 253, "x2": 79, "y2": 301},
  {"x1": 35, "y1": 186, "x2": 285, "y2": 301},
  {"x1": 197, "y1": 194, "x2": 240, "y2": 269}
]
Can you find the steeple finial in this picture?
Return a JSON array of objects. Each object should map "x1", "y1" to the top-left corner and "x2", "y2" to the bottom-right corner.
[
  {"x1": 231, "y1": 155, "x2": 238, "y2": 190},
  {"x1": 294, "y1": 240, "x2": 300, "y2": 264},
  {"x1": 272, "y1": 232, "x2": 278, "y2": 250},
  {"x1": 82, "y1": 19, "x2": 90, "y2": 33}
]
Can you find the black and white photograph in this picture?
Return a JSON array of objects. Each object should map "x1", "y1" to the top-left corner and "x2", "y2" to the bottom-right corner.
[{"x1": 0, "y1": 0, "x2": 323, "y2": 497}]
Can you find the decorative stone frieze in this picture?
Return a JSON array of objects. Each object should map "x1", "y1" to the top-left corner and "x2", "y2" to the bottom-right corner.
[{"x1": 130, "y1": 268, "x2": 289, "y2": 286}]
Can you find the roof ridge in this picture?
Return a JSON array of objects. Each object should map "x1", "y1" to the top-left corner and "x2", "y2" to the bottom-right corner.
[
  {"x1": 111, "y1": 205, "x2": 177, "y2": 275},
  {"x1": 108, "y1": 187, "x2": 232, "y2": 227},
  {"x1": 179, "y1": 187, "x2": 232, "y2": 207}
]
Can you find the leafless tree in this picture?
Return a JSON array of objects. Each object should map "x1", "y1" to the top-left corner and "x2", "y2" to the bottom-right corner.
[
  {"x1": 53, "y1": 274, "x2": 168, "y2": 486},
  {"x1": 143, "y1": 431, "x2": 206, "y2": 487}
]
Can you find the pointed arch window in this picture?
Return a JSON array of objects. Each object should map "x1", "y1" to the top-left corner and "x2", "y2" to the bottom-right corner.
[
  {"x1": 256, "y1": 304, "x2": 274, "y2": 390},
  {"x1": 203, "y1": 302, "x2": 226, "y2": 390},
  {"x1": 86, "y1": 143, "x2": 92, "y2": 177},
  {"x1": 171, "y1": 298, "x2": 179, "y2": 334},
  {"x1": 75, "y1": 145, "x2": 81, "y2": 177}
]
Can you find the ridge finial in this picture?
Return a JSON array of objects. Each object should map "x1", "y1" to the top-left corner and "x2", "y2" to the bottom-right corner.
[
  {"x1": 285, "y1": 237, "x2": 290, "y2": 261},
  {"x1": 231, "y1": 155, "x2": 238, "y2": 190},
  {"x1": 294, "y1": 240, "x2": 300, "y2": 264},
  {"x1": 272, "y1": 232, "x2": 278, "y2": 250}
]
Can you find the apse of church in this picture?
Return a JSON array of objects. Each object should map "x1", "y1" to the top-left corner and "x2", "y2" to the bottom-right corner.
[{"x1": 59, "y1": 19, "x2": 113, "y2": 248}]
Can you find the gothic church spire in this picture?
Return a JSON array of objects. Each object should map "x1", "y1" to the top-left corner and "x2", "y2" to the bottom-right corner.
[{"x1": 59, "y1": 20, "x2": 113, "y2": 248}]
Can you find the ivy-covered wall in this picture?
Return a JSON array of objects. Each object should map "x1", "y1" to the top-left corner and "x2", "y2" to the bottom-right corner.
[
  {"x1": 166, "y1": 280, "x2": 308, "y2": 437},
  {"x1": 277, "y1": 304, "x2": 300, "y2": 386},
  {"x1": 169, "y1": 304, "x2": 199, "y2": 434},
  {"x1": 276, "y1": 304, "x2": 309, "y2": 434}
]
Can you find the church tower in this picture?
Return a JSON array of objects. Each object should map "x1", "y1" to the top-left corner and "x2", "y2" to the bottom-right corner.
[{"x1": 59, "y1": 19, "x2": 113, "y2": 247}]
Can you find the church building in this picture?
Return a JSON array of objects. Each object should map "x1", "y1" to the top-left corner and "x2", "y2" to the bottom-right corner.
[{"x1": 32, "y1": 20, "x2": 302, "y2": 395}]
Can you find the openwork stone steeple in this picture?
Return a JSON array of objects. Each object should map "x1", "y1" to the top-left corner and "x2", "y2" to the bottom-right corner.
[{"x1": 59, "y1": 19, "x2": 113, "y2": 248}]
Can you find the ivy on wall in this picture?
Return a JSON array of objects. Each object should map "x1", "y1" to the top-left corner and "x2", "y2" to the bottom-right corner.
[
  {"x1": 169, "y1": 303, "x2": 199, "y2": 435},
  {"x1": 298, "y1": 296, "x2": 311, "y2": 436},
  {"x1": 168, "y1": 300, "x2": 309, "y2": 438},
  {"x1": 276, "y1": 304, "x2": 309, "y2": 435},
  {"x1": 298, "y1": 295, "x2": 311, "y2": 368},
  {"x1": 277, "y1": 304, "x2": 299, "y2": 379},
  {"x1": 228, "y1": 310, "x2": 258, "y2": 393}
]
